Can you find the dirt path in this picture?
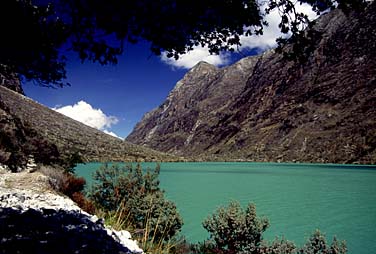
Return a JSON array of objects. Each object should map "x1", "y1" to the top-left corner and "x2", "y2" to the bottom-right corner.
[{"x1": 0, "y1": 167, "x2": 55, "y2": 194}]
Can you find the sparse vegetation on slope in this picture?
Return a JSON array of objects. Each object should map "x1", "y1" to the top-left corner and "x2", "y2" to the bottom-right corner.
[
  {"x1": 0, "y1": 100, "x2": 62, "y2": 171},
  {"x1": 0, "y1": 85, "x2": 181, "y2": 163}
]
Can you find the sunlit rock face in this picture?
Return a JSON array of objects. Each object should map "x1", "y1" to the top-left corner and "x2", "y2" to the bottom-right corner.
[
  {"x1": 127, "y1": 58, "x2": 257, "y2": 154},
  {"x1": 127, "y1": 3, "x2": 376, "y2": 164}
]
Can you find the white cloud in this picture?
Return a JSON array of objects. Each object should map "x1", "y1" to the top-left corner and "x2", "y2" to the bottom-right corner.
[
  {"x1": 53, "y1": 100, "x2": 121, "y2": 138},
  {"x1": 239, "y1": 3, "x2": 318, "y2": 52},
  {"x1": 161, "y1": 46, "x2": 231, "y2": 69},
  {"x1": 238, "y1": 9, "x2": 283, "y2": 52},
  {"x1": 161, "y1": 3, "x2": 318, "y2": 69},
  {"x1": 295, "y1": 3, "x2": 320, "y2": 20}
]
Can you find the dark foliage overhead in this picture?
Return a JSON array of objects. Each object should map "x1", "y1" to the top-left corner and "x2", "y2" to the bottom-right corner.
[
  {"x1": 1, "y1": 0, "x2": 68, "y2": 87},
  {"x1": 0, "y1": 0, "x2": 367, "y2": 87}
]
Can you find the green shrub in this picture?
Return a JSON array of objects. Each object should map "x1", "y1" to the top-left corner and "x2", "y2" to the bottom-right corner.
[
  {"x1": 202, "y1": 200, "x2": 269, "y2": 254},
  {"x1": 190, "y1": 240, "x2": 219, "y2": 254},
  {"x1": 259, "y1": 237, "x2": 297, "y2": 254},
  {"x1": 298, "y1": 230, "x2": 347, "y2": 254},
  {"x1": 59, "y1": 152, "x2": 84, "y2": 174},
  {"x1": 88, "y1": 163, "x2": 183, "y2": 243},
  {"x1": 200, "y1": 201, "x2": 347, "y2": 254}
]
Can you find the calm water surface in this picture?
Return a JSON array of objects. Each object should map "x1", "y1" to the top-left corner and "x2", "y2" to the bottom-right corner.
[{"x1": 75, "y1": 162, "x2": 376, "y2": 254}]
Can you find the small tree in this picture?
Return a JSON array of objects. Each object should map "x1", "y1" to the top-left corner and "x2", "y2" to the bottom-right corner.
[
  {"x1": 259, "y1": 237, "x2": 297, "y2": 254},
  {"x1": 88, "y1": 163, "x2": 183, "y2": 242},
  {"x1": 201, "y1": 201, "x2": 347, "y2": 254},
  {"x1": 203, "y1": 200, "x2": 269, "y2": 254},
  {"x1": 298, "y1": 230, "x2": 347, "y2": 254}
]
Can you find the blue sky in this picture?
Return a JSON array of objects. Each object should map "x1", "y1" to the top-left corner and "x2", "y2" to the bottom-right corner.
[
  {"x1": 22, "y1": 4, "x2": 317, "y2": 139},
  {"x1": 24, "y1": 42, "x2": 189, "y2": 138}
]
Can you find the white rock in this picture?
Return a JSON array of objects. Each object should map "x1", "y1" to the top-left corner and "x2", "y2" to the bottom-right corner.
[
  {"x1": 113, "y1": 230, "x2": 143, "y2": 253},
  {"x1": 0, "y1": 185, "x2": 143, "y2": 253}
]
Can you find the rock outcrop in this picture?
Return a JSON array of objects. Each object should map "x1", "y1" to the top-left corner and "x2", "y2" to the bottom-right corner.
[
  {"x1": 0, "y1": 168, "x2": 143, "y2": 254},
  {"x1": 0, "y1": 73, "x2": 24, "y2": 94},
  {"x1": 126, "y1": 3, "x2": 376, "y2": 164},
  {"x1": 0, "y1": 85, "x2": 181, "y2": 163}
]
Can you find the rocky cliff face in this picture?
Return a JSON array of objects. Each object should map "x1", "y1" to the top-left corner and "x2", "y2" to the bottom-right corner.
[
  {"x1": 0, "y1": 85, "x2": 179, "y2": 163},
  {"x1": 127, "y1": 58, "x2": 257, "y2": 153},
  {"x1": 126, "y1": 3, "x2": 376, "y2": 164}
]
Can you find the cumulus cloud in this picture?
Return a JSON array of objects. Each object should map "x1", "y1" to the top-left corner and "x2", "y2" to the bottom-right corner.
[
  {"x1": 161, "y1": 3, "x2": 318, "y2": 69},
  {"x1": 238, "y1": 9, "x2": 282, "y2": 52},
  {"x1": 161, "y1": 46, "x2": 231, "y2": 69},
  {"x1": 53, "y1": 101, "x2": 121, "y2": 139},
  {"x1": 239, "y1": 3, "x2": 318, "y2": 52}
]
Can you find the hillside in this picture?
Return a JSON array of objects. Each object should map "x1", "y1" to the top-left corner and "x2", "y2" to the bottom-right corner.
[
  {"x1": 0, "y1": 85, "x2": 179, "y2": 163},
  {"x1": 126, "y1": 3, "x2": 376, "y2": 164}
]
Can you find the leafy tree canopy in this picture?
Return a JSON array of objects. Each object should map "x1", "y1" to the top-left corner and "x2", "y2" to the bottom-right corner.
[{"x1": 0, "y1": 0, "x2": 366, "y2": 87}]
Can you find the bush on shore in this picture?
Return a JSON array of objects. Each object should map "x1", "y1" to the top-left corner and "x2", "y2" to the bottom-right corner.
[
  {"x1": 87, "y1": 163, "x2": 183, "y2": 253},
  {"x1": 34, "y1": 159, "x2": 348, "y2": 254},
  {"x1": 191, "y1": 200, "x2": 347, "y2": 254},
  {"x1": 39, "y1": 165, "x2": 95, "y2": 214},
  {"x1": 202, "y1": 201, "x2": 269, "y2": 253}
]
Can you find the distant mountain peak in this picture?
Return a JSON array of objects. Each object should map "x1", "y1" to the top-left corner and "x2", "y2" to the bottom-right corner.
[
  {"x1": 188, "y1": 61, "x2": 218, "y2": 75},
  {"x1": 193, "y1": 60, "x2": 216, "y2": 68},
  {"x1": 126, "y1": 3, "x2": 376, "y2": 164}
]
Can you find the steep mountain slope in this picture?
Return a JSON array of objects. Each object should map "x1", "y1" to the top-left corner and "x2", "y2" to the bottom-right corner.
[
  {"x1": 126, "y1": 3, "x2": 376, "y2": 164},
  {"x1": 127, "y1": 58, "x2": 257, "y2": 152},
  {"x1": 0, "y1": 85, "x2": 179, "y2": 162}
]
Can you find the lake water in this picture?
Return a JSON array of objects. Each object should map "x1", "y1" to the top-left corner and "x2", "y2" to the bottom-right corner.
[{"x1": 75, "y1": 162, "x2": 376, "y2": 254}]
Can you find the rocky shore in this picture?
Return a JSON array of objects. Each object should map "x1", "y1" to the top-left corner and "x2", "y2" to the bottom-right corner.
[{"x1": 0, "y1": 167, "x2": 143, "y2": 254}]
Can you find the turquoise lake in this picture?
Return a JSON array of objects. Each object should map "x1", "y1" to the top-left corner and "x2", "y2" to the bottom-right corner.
[{"x1": 75, "y1": 162, "x2": 376, "y2": 254}]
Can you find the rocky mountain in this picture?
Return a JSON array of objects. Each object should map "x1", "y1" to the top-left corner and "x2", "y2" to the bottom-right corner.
[
  {"x1": 126, "y1": 2, "x2": 376, "y2": 164},
  {"x1": 0, "y1": 85, "x2": 179, "y2": 164}
]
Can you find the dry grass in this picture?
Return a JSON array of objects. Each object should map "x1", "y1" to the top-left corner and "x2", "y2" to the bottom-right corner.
[
  {"x1": 97, "y1": 200, "x2": 182, "y2": 254},
  {"x1": 38, "y1": 165, "x2": 95, "y2": 213},
  {"x1": 38, "y1": 165, "x2": 66, "y2": 192}
]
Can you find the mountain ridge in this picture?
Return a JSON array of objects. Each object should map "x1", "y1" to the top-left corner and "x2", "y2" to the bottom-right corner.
[
  {"x1": 0, "y1": 85, "x2": 180, "y2": 163},
  {"x1": 126, "y1": 3, "x2": 376, "y2": 164}
]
